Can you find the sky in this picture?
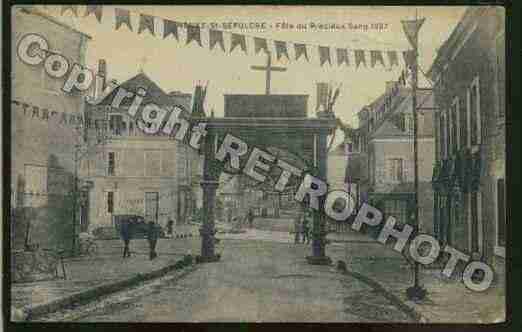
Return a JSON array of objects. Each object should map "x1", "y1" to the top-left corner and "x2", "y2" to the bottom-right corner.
[{"x1": 36, "y1": 5, "x2": 466, "y2": 132}]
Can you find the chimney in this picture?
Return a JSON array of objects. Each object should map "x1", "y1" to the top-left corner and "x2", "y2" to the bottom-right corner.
[
  {"x1": 95, "y1": 59, "x2": 107, "y2": 99},
  {"x1": 316, "y1": 82, "x2": 329, "y2": 112},
  {"x1": 385, "y1": 81, "x2": 396, "y2": 95}
]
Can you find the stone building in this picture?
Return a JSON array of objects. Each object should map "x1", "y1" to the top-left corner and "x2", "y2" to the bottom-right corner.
[
  {"x1": 11, "y1": 7, "x2": 91, "y2": 249},
  {"x1": 83, "y1": 64, "x2": 198, "y2": 231},
  {"x1": 428, "y1": 7, "x2": 505, "y2": 273},
  {"x1": 346, "y1": 82, "x2": 436, "y2": 232}
]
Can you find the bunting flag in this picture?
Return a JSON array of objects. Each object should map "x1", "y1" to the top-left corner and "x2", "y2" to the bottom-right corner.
[
  {"x1": 230, "y1": 33, "x2": 247, "y2": 53},
  {"x1": 387, "y1": 51, "x2": 399, "y2": 67},
  {"x1": 186, "y1": 25, "x2": 202, "y2": 46},
  {"x1": 354, "y1": 50, "x2": 366, "y2": 68},
  {"x1": 294, "y1": 43, "x2": 308, "y2": 61},
  {"x1": 318, "y1": 46, "x2": 331, "y2": 66},
  {"x1": 63, "y1": 7, "x2": 413, "y2": 70},
  {"x1": 41, "y1": 109, "x2": 49, "y2": 120},
  {"x1": 84, "y1": 5, "x2": 103, "y2": 22},
  {"x1": 115, "y1": 8, "x2": 133, "y2": 31},
  {"x1": 336, "y1": 48, "x2": 349, "y2": 66},
  {"x1": 61, "y1": 5, "x2": 78, "y2": 16},
  {"x1": 254, "y1": 37, "x2": 268, "y2": 55},
  {"x1": 209, "y1": 29, "x2": 225, "y2": 51},
  {"x1": 138, "y1": 14, "x2": 155, "y2": 35},
  {"x1": 402, "y1": 50, "x2": 415, "y2": 70},
  {"x1": 370, "y1": 50, "x2": 385, "y2": 67},
  {"x1": 274, "y1": 41, "x2": 289, "y2": 60},
  {"x1": 401, "y1": 18, "x2": 426, "y2": 48},
  {"x1": 163, "y1": 19, "x2": 178, "y2": 40}
]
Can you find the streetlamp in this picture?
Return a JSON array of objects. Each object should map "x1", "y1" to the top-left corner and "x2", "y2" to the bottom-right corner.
[{"x1": 403, "y1": 9, "x2": 427, "y2": 301}]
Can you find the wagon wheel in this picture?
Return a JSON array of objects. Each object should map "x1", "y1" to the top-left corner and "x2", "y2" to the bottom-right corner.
[
  {"x1": 86, "y1": 242, "x2": 98, "y2": 256},
  {"x1": 13, "y1": 252, "x2": 36, "y2": 281},
  {"x1": 33, "y1": 250, "x2": 58, "y2": 275}
]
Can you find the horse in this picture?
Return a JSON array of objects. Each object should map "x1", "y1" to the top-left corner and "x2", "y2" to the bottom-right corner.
[{"x1": 114, "y1": 215, "x2": 160, "y2": 259}]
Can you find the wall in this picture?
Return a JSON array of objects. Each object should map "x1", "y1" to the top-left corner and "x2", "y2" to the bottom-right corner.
[{"x1": 11, "y1": 7, "x2": 89, "y2": 248}]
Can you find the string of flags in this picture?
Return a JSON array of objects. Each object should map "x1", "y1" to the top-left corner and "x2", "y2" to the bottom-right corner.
[
  {"x1": 11, "y1": 99, "x2": 105, "y2": 130},
  {"x1": 56, "y1": 5, "x2": 412, "y2": 69}
]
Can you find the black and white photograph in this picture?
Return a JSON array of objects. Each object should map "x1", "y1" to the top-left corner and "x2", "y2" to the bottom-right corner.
[{"x1": 6, "y1": 4, "x2": 507, "y2": 324}]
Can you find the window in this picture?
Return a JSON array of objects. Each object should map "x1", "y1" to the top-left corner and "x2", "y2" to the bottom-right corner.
[
  {"x1": 451, "y1": 98, "x2": 459, "y2": 153},
  {"x1": 108, "y1": 152, "x2": 115, "y2": 176},
  {"x1": 24, "y1": 164, "x2": 48, "y2": 207},
  {"x1": 385, "y1": 200, "x2": 407, "y2": 226},
  {"x1": 109, "y1": 114, "x2": 124, "y2": 136},
  {"x1": 496, "y1": 179, "x2": 506, "y2": 256},
  {"x1": 469, "y1": 77, "x2": 481, "y2": 146},
  {"x1": 496, "y1": 33, "x2": 505, "y2": 119},
  {"x1": 145, "y1": 151, "x2": 161, "y2": 176},
  {"x1": 389, "y1": 158, "x2": 404, "y2": 182},
  {"x1": 398, "y1": 113, "x2": 406, "y2": 132},
  {"x1": 446, "y1": 109, "x2": 451, "y2": 157},
  {"x1": 459, "y1": 94, "x2": 467, "y2": 150},
  {"x1": 406, "y1": 114, "x2": 414, "y2": 134},
  {"x1": 439, "y1": 114, "x2": 446, "y2": 159},
  {"x1": 470, "y1": 191, "x2": 482, "y2": 254},
  {"x1": 107, "y1": 191, "x2": 114, "y2": 214}
]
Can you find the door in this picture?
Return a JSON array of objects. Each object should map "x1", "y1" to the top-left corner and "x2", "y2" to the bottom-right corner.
[{"x1": 145, "y1": 192, "x2": 159, "y2": 223}]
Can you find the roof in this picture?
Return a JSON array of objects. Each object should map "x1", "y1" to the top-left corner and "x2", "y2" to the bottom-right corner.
[
  {"x1": 369, "y1": 89, "x2": 434, "y2": 140},
  {"x1": 19, "y1": 7, "x2": 92, "y2": 39},
  {"x1": 96, "y1": 72, "x2": 189, "y2": 108},
  {"x1": 427, "y1": 7, "x2": 487, "y2": 79}
]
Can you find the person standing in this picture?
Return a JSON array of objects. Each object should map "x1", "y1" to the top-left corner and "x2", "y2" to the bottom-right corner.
[
  {"x1": 166, "y1": 219, "x2": 174, "y2": 237},
  {"x1": 302, "y1": 211, "x2": 311, "y2": 244},
  {"x1": 147, "y1": 220, "x2": 160, "y2": 260},
  {"x1": 293, "y1": 211, "x2": 302, "y2": 244},
  {"x1": 247, "y1": 209, "x2": 255, "y2": 229}
]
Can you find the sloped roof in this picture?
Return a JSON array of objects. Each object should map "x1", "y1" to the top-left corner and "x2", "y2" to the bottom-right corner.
[
  {"x1": 369, "y1": 89, "x2": 434, "y2": 140},
  {"x1": 97, "y1": 72, "x2": 179, "y2": 107},
  {"x1": 370, "y1": 120, "x2": 406, "y2": 139}
]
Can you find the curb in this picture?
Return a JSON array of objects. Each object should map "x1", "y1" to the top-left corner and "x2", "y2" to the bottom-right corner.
[
  {"x1": 337, "y1": 261, "x2": 427, "y2": 323},
  {"x1": 22, "y1": 255, "x2": 195, "y2": 321}
]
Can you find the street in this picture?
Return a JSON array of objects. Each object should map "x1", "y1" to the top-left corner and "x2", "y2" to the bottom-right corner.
[{"x1": 37, "y1": 224, "x2": 414, "y2": 322}]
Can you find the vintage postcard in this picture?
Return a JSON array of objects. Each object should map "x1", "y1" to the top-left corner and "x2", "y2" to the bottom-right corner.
[{"x1": 8, "y1": 4, "x2": 506, "y2": 324}]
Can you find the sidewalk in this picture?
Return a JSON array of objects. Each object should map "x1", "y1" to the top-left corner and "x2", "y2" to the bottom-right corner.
[
  {"x1": 326, "y1": 230, "x2": 506, "y2": 323},
  {"x1": 11, "y1": 237, "x2": 201, "y2": 320}
]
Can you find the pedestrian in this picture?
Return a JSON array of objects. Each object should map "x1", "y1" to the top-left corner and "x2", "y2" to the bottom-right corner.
[
  {"x1": 247, "y1": 209, "x2": 254, "y2": 229},
  {"x1": 167, "y1": 219, "x2": 174, "y2": 236},
  {"x1": 293, "y1": 211, "x2": 302, "y2": 244},
  {"x1": 147, "y1": 220, "x2": 160, "y2": 260},
  {"x1": 302, "y1": 211, "x2": 311, "y2": 244}
]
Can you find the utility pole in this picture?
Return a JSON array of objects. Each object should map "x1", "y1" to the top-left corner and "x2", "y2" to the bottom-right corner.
[{"x1": 406, "y1": 8, "x2": 427, "y2": 301}]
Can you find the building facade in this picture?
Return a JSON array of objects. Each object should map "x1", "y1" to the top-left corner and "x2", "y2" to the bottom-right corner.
[
  {"x1": 346, "y1": 82, "x2": 436, "y2": 233},
  {"x1": 83, "y1": 65, "x2": 198, "y2": 231},
  {"x1": 428, "y1": 7, "x2": 505, "y2": 273},
  {"x1": 11, "y1": 7, "x2": 91, "y2": 249}
]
